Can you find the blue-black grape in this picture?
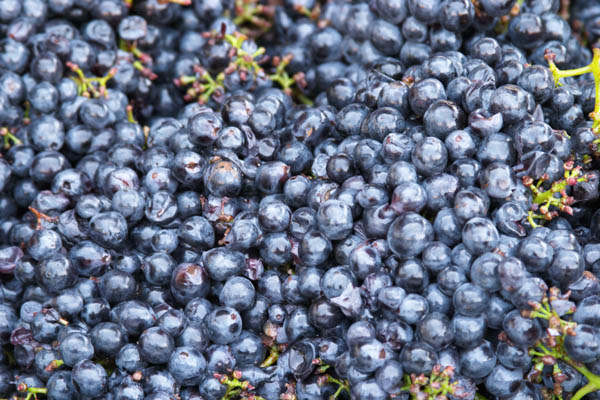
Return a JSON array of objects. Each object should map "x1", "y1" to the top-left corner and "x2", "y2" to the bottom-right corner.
[{"x1": 0, "y1": 2, "x2": 596, "y2": 399}]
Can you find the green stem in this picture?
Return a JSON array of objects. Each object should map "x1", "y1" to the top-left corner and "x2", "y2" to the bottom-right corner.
[
  {"x1": 224, "y1": 33, "x2": 265, "y2": 74},
  {"x1": 552, "y1": 64, "x2": 593, "y2": 82},
  {"x1": 547, "y1": 48, "x2": 600, "y2": 134},
  {"x1": 293, "y1": 89, "x2": 314, "y2": 106},
  {"x1": 197, "y1": 72, "x2": 224, "y2": 104},
  {"x1": 530, "y1": 306, "x2": 552, "y2": 320},
  {"x1": 326, "y1": 376, "x2": 350, "y2": 399},
  {"x1": 133, "y1": 61, "x2": 157, "y2": 80},
  {"x1": 525, "y1": 290, "x2": 600, "y2": 400},
  {"x1": 232, "y1": 0, "x2": 272, "y2": 33},
  {"x1": 531, "y1": 182, "x2": 565, "y2": 205},
  {"x1": 45, "y1": 359, "x2": 64, "y2": 371},
  {"x1": 537, "y1": 342, "x2": 553, "y2": 356},
  {"x1": 178, "y1": 75, "x2": 198, "y2": 85},
  {"x1": 566, "y1": 360, "x2": 600, "y2": 390},
  {"x1": 3, "y1": 131, "x2": 21, "y2": 149},
  {"x1": 529, "y1": 350, "x2": 549, "y2": 358},
  {"x1": 233, "y1": 14, "x2": 248, "y2": 25},
  {"x1": 268, "y1": 55, "x2": 296, "y2": 92},
  {"x1": 269, "y1": 72, "x2": 294, "y2": 91},
  {"x1": 67, "y1": 62, "x2": 116, "y2": 98},
  {"x1": 527, "y1": 211, "x2": 543, "y2": 228},
  {"x1": 17, "y1": 385, "x2": 47, "y2": 400},
  {"x1": 133, "y1": 45, "x2": 153, "y2": 64},
  {"x1": 157, "y1": 0, "x2": 192, "y2": 4},
  {"x1": 259, "y1": 346, "x2": 279, "y2": 368},
  {"x1": 126, "y1": 105, "x2": 137, "y2": 124},
  {"x1": 591, "y1": 48, "x2": 600, "y2": 133},
  {"x1": 571, "y1": 380, "x2": 600, "y2": 400}
]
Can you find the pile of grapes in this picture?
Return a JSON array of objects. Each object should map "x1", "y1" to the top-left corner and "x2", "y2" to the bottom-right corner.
[{"x1": 2, "y1": 0, "x2": 600, "y2": 399}]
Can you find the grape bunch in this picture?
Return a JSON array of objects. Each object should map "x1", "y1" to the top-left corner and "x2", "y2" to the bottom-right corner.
[{"x1": 1, "y1": 0, "x2": 600, "y2": 399}]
